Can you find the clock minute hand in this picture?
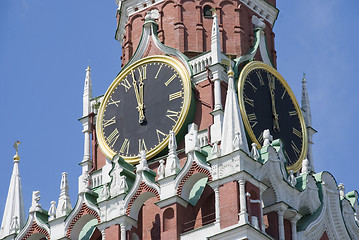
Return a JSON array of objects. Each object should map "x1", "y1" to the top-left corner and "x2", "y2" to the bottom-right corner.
[
  {"x1": 268, "y1": 77, "x2": 280, "y2": 132},
  {"x1": 131, "y1": 71, "x2": 145, "y2": 123}
]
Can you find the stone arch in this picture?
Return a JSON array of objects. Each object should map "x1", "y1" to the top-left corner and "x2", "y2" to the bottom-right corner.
[
  {"x1": 178, "y1": 172, "x2": 210, "y2": 202},
  {"x1": 261, "y1": 178, "x2": 278, "y2": 207},
  {"x1": 66, "y1": 204, "x2": 101, "y2": 239},
  {"x1": 22, "y1": 221, "x2": 50, "y2": 240},
  {"x1": 176, "y1": 161, "x2": 212, "y2": 199},
  {"x1": 126, "y1": 182, "x2": 160, "y2": 221}
]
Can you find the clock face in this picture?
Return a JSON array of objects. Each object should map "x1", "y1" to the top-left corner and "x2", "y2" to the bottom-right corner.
[
  {"x1": 96, "y1": 56, "x2": 192, "y2": 164},
  {"x1": 238, "y1": 61, "x2": 307, "y2": 172}
]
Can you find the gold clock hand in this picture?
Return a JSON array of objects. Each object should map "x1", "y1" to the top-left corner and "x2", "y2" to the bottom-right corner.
[
  {"x1": 268, "y1": 77, "x2": 280, "y2": 132},
  {"x1": 131, "y1": 70, "x2": 145, "y2": 123}
]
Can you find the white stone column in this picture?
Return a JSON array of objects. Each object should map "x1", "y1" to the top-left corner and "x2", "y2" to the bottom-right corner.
[
  {"x1": 213, "y1": 78, "x2": 222, "y2": 111},
  {"x1": 277, "y1": 210, "x2": 285, "y2": 240},
  {"x1": 260, "y1": 199, "x2": 265, "y2": 233},
  {"x1": 101, "y1": 229, "x2": 106, "y2": 240},
  {"x1": 214, "y1": 186, "x2": 220, "y2": 223},
  {"x1": 290, "y1": 218, "x2": 298, "y2": 240},
  {"x1": 120, "y1": 223, "x2": 126, "y2": 240},
  {"x1": 238, "y1": 179, "x2": 248, "y2": 224}
]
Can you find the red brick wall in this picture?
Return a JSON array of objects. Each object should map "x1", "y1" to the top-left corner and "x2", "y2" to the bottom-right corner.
[
  {"x1": 105, "y1": 225, "x2": 120, "y2": 240},
  {"x1": 119, "y1": 0, "x2": 276, "y2": 67},
  {"x1": 284, "y1": 219, "x2": 292, "y2": 240},
  {"x1": 245, "y1": 181, "x2": 261, "y2": 228},
  {"x1": 263, "y1": 211, "x2": 278, "y2": 239},
  {"x1": 219, "y1": 181, "x2": 239, "y2": 229}
]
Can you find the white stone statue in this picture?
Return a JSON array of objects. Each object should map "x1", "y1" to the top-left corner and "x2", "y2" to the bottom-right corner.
[
  {"x1": 287, "y1": 170, "x2": 297, "y2": 187},
  {"x1": 263, "y1": 129, "x2": 273, "y2": 146},
  {"x1": 137, "y1": 150, "x2": 149, "y2": 172},
  {"x1": 211, "y1": 141, "x2": 220, "y2": 158},
  {"x1": 185, "y1": 123, "x2": 201, "y2": 153},
  {"x1": 145, "y1": 9, "x2": 160, "y2": 21},
  {"x1": 48, "y1": 201, "x2": 57, "y2": 221},
  {"x1": 165, "y1": 131, "x2": 180, "y2": 176},
  {"x1": 118, "y1": 175, "x2": 128, "y2": 194},
  {"x1": 157, "y1": 160, "x2": 165, "y2": 180},
  {"x1": 100, "y1": 184, "x2": 109, "y2": 201},
  {"x1": 301, "y1": 158, "x2": 309, "y2": 174},
  {"x1": 251, "y1": 143, "x2": 260, "y2": 160},
  {"x1": 233, "y1": 132, "x2": 242, "y2": 151},
  {"x1": 30, "y1": 191, "x2": 42, "y2": 212}
]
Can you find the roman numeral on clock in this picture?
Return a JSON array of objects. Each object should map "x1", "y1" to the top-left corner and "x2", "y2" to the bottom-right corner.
[
  {"x1": 289, "y1": 110, "x2": 297, "y2": 116},
  {"x1": 247, "y1": 113, "x2": 258, "y2": 128},
  {"x1": 119, "y1": 138, "x2": 130, "y2": 155},
  {"x1": 108, "y1": 96, "x2": 121, "y2": 107},
  {"x1": 292, "y1": 127, "x2": 302, "y2": 139},
  {"x1": 169, "y1": 91, "x2": 182, "y2": 101},
  {"x1": 291, "y1": 141, "x2": 301, "y2": 158},
  {"x1": 165, "y1": 74, "x2": 177, "y2": 86},
  {"x1": 138, "y1": 65, "x2": 147, "y2": 80},
  {"x1": 103, "y1": 116, "x2": 116, "y2": 128},
  {"x1": 138, "y1": 139, "x2": 148, "y2": 153},
  {"x1": 166, "y1": 110, "x2": 180, "y2": 122},
  {"x1": 106, "y1": 128, "x2": 119, "y2": 148},
  {"x1": 156, "y1": 129, "x2": 168, "y2": 143},
  {"x1": 244, "y1": 94, "x2": 254, "y2": 107},
  {"x1": 155, "y1": 64, "x2": 163, "y2": 79},
  {"x1": 120, "y1": 78, "x2": 131, "y2": 92},
  {"x1": 255, "y1": 70, "x2": 265, "y2": 86}
]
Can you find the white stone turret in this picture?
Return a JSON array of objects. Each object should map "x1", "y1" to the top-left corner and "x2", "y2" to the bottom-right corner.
[
  {"x1": 301, "y1": 74, "x2": 316, "y2": 172},
  {"x1": 0, "y1": 142, "x2": 25, "y2": 238},
  {"x1": 80, "y1": 66, "x2": 93, "y2": 191},
  {"x1": 56, "y1": 172, "x2": 72, "y2": 218},
  {"x1": 209, "y1": 10, "x2": 224, "y2": 144},
  {"x1": 165, "y1": 131, "x2": 180, "y2": 177},
  {"x1": 211, "y1": 9, "x2": 221, "y2": 65},
  {"x1": 221, "y1": 69, "x2": 249, "y2": 155}
]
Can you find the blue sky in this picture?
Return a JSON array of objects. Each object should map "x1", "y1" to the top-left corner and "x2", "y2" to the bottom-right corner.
[{"x1": 0, "y1": 0, "x2": 358, "y2": 221}]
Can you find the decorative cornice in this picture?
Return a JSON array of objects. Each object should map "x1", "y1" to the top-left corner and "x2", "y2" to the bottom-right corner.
[{"x1": 239, "y1": 0, "x2": 278, "y2": 26}]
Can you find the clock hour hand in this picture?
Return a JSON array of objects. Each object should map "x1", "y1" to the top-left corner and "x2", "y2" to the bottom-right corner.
[
  {"x1": 131, "y1": 71, "x2": 146, "y2": 123},
  {"x1": 268, "y1": 77, "x2": 280, "y2": 132}
]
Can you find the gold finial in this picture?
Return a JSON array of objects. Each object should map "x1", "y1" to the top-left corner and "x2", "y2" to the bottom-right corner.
[
  {"x1": 86, "y1": 66, "x2": 91, "y2": 72},
  {"x1": 302, "y1": 72, "x2": 306, "y2": 83},
  {"x1": 221, "y1": 55, "x2": 234, "y2": 76},
  {"x1": 13, "y1": 141, "x2": 21, "y2": 161},
  {"x1": 210, "y1": 8, "x2": 216, "y2": 16}
]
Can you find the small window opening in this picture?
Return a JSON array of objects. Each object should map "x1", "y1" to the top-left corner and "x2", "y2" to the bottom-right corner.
[{"x1": 203, "y1": 6, "x2": 213, "y2": 18}]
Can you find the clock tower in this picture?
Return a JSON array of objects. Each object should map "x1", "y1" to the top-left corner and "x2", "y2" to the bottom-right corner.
[{"x1": 4, "y1": 1, "x2": 359, "y2": 240}]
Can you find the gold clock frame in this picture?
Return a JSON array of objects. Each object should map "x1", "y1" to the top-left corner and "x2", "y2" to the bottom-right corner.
[
  {"x1": 238, "y1": 61, "x2": 308, "y2": 172},
  {"x1": 96, "y1": 55, "x2": 192, "y2": 164}
]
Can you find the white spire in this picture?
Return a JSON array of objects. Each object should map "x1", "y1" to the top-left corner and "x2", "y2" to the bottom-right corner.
[
  {"x1": 301, "y1": 74, "x2": 316, "y2": 172},
  {"x1": 83, "y1": 66, "x2": 92, "y2": 117},
  {"x1": 211, "y1": 9, "x2": 221, "y2": 64},
  {"x1": 301, "y1": 74, "x2": 311, "y2": 127},
  {"x1": 80, "y1": 66, "x2": 93, "y2": 175},
  {"x1": 0, "y1": 142, "x2": 25, "y2": 238},
  {"x1": 221, "y1": 70, "x2": 249, "y2": 155},
  {"x1": 56, "y1": 172, "x2": 72, "y2": 218}
]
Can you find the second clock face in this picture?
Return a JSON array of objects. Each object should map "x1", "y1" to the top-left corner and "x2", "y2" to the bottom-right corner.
[
  {"x1": 97, "y1": 56, "x2": 192, "y2": 164},
  {"x1": 238, "y1": 61, "x2": 307, "y2": 172}
]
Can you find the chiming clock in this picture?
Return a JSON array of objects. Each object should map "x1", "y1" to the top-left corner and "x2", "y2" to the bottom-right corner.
[
  {"x1": 238, "y1": 61, "x2": 307, "y2": 172},
  {"x1": 96, "y1": 56, "x2": 193, "y2": 164}
]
